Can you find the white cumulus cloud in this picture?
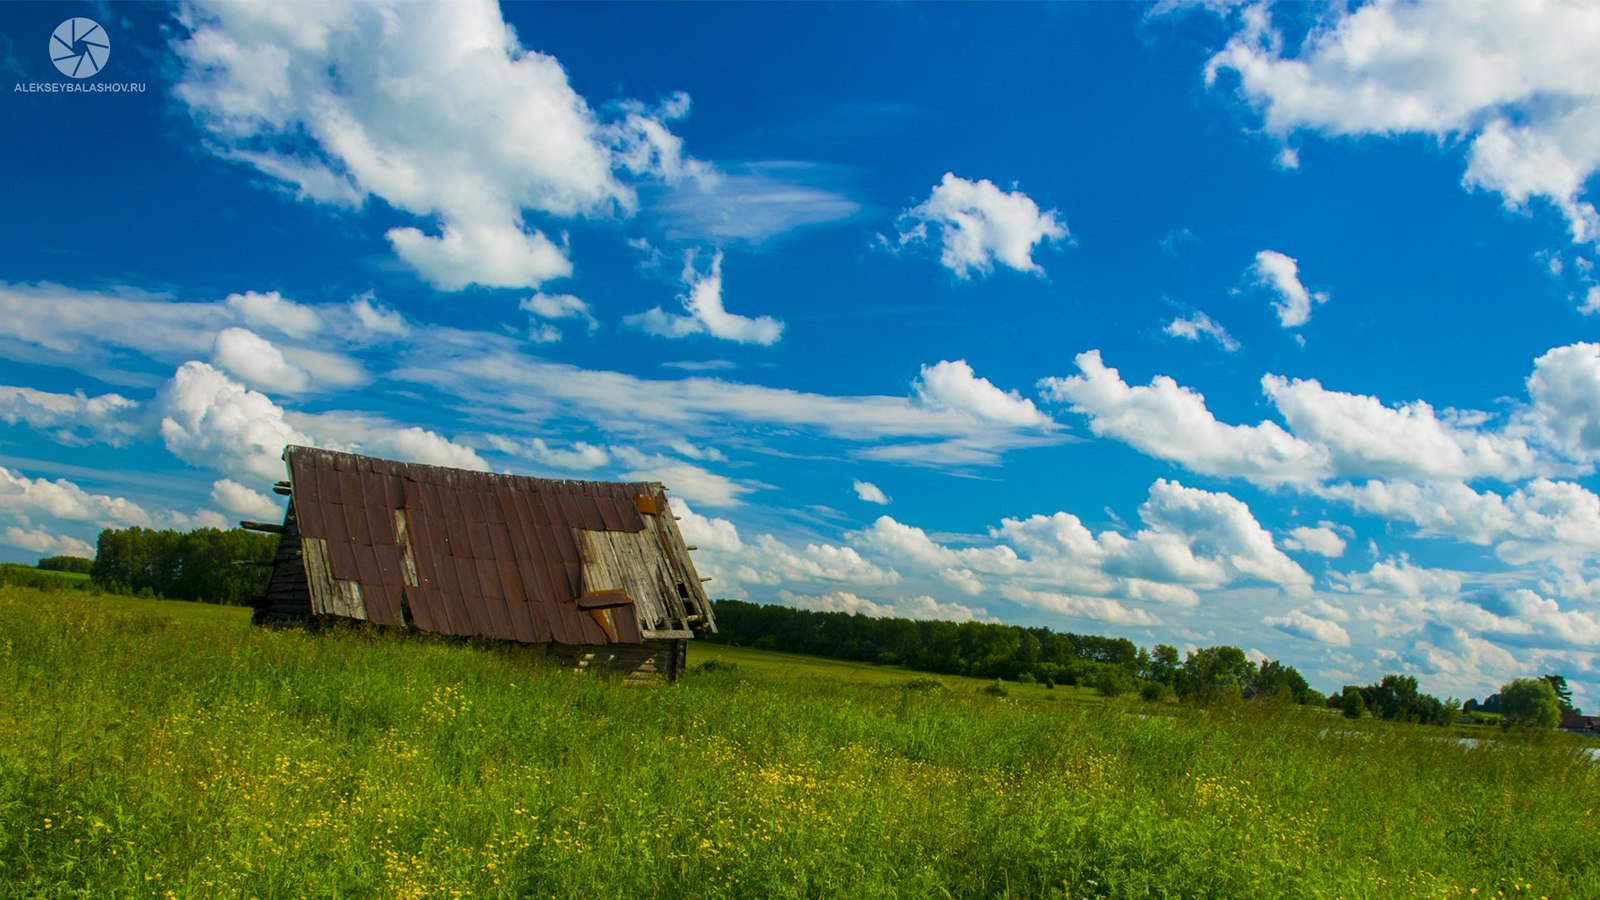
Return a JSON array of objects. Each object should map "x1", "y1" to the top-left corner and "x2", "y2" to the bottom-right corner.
[
  {"x1": 1250, "y1": 250, "x2": 1327, "y2": 328},
  {"x1": 289, "y1": 410, "x2": 487, "y2": 472},
  {"x1": 617, "y1": 461, "x2": 751, "y2": 509},
  {"x1": 388, "y1": 224, "x2": 573, "y2": 292},
  {"x1": 672, "y1": 499, "x2": 744, "y2": 555},
  {"x1": 1319, "y1": 478, "x2": 1600, "y2": 569},
  {"x1": 1205, "y1": 1, "x2": 1600, "y2": 244},
  {"x1": 852, "y1": 479, "x2": 890, "y2": 505},
  {"x1": 999, "y1": 585, "x2": 1161, "y2": 627},
  {"x1": 212, "y1": 327, "x2": 312, "y2": 394},
  {"x1": 520, "y1": 291, "x2": 599, "y2": 342},
  {"x1": 893, "y1": 172, "x2": 1068, "y2": 278},
  {"x1": 1282, "y1": 524, "x2": 1346, "y2": 558},
  {"x1": 778, "y1": 589, "x2": 989, "y2": 624},
  {"x1": 0, "y1": 466, "x2": 151, "y2": 527},
  {"x1": 3, "y1": 526, "x2": 95, "y2": 558},
  {"x1": 0, "y1": 384, "x2": 140, "y2": 446},
  {"x1": 223, "y1": 290, "x2": 322, "y2": 339},
  {"x1": 1527, "y1": 342, "x2": 1600, "y2": 462},
  {"x1": 0, "y1": 283, "x2": 369, "y2": 392},
  {"x1": 1263, "y1": 374, "x2": 1549, "y2": 481},
  {"x1": 174, "y1": 0, "x2": 702, "y2": 290},
  {"x1": 1164, "y1": 310, "x2": 1239, "y2": 351},
  {"x1": 625, "y1": 251, "x2": 784, "y2": 346},
  {"x1": 486, "y1": 436, "x2": 610, "y2": 471},
  {"x1": 158, "y1": 361, "x2": 313, "y2": 482},
  {"x1": 1039, "y1": 350, "x2": 1328, "y2": 485},
  {"x1": 915, "y1": 359, "x2": 1051, "y2": 428},
  {"x1": 349, "y1": 296, "x2": 410, "y2": 339},
  {"x1": 1265, "y1": 608, "x2": 1351, "y2": 646},
  {"x1": 209, "y1": 478, "x2": 282, "y2": 521},
  {"x1": 1132, "y1": 478, "x2": 1314, "y2": 595}
]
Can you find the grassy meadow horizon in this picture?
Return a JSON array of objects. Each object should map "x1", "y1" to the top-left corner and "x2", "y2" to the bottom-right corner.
[{"x1": 3, "y1": 584, "x2": 1598, "y2": 898}]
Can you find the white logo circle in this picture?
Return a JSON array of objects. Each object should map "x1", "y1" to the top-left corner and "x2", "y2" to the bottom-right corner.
[{"x1": 50, "y1": 18, "x2": 110, "y2": 79}]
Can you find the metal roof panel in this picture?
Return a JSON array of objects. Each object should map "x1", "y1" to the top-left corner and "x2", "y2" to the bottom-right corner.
[{"x1": 281, "y1": 446, "x2": 696, "y2": 646}]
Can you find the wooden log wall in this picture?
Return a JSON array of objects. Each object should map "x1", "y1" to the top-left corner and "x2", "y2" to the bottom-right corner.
[
  {"x1": 541, "y1": 638, "x2": 687, "y2": 683},
  {"x1": 254, "y1": 501, "x2": 312, "y2": 625}
]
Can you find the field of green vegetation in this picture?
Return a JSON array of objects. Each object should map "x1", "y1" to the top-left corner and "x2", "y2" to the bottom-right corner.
[{"x1": 3, "y1": 585, "x2": 1598, "y2": 898}]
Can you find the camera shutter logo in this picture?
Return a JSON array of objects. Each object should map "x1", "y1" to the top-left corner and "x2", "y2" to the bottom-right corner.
[{"x1": 50, "y1": 18, "x2": 110, "y2": 79}]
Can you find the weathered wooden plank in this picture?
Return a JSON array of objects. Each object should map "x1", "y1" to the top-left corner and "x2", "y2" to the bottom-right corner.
[
  {"x1": 392, "y1": 509, "x2": 420, "y2": 588},
  {"x1": 303, "y1": 537, "x2": 334, "y2": 617},
  {"x1": 642, "y1": 516, "x2": 691, "y2": 626},
  {"x1": 328, "y1": 579, "x2": 367, "y2": 620},
  {"x1": 655, "y1": 496, "x2": 716, "y2": 633},
  {"x1": 574, "y1": 527, "x2": 707, "y2": 639}
]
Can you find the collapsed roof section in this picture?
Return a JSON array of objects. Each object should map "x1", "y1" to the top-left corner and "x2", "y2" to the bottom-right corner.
[{"x1": 253, "y1": 446, "x2": 717, "y2": 649}]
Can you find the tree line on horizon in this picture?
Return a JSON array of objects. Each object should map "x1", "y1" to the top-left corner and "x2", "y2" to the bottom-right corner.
[
  {"x1": 709, "y1": 599, "x2": 1576, "y2": 730},
  {"x1": 708, "y1": 598, "x2": 1323, "y2": 706},
  {"x1": 88, "y1": 526, "x2": 278, "y2": 606}
]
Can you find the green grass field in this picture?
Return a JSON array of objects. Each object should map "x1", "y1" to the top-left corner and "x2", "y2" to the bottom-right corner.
[{"x1": 2, "y1": 585, "x2": 1597, "y2": 898}]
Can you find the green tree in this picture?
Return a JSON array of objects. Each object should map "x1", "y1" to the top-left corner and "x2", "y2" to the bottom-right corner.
[
  {"x1": 1178, "y1": 646, "x2": 1255, "y2": 704},
  {"x1": 1365, "y1": 674, "x2": 1420, "y2": 721},
  {"x1": 1500, "y1": 678, "x2": 1561, "y2": 731},
  {"x1": 1143, "y1": 644, "x2": 1180, "y2": 686},
  {"x1": 1250, "y1": 659, "x2": 1311, "y2": 703},
  {"x1": 1541, "y1": 674, "x2": 1576, "y2": 714},
  {"x1": 1341, "y1": 686, "x2": 1366, "y2": 719}
]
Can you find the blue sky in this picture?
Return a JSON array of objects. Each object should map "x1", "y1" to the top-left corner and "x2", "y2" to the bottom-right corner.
[{"x1": 4, "y1": 0, "x2": 1600, "y2": 703}]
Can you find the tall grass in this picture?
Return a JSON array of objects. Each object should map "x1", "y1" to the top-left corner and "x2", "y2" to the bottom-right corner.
[{"x1": 2, "y1": 586, "x2": 1595, "y2": 898}]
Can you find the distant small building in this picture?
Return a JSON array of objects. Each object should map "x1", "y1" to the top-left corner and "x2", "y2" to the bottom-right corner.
[
  {"x1": 248, "y1": 446, "x2": 716, "y2": 681},
  {"x1": 1559, "y1": 713, "x2": 1597, "y2": 734}
]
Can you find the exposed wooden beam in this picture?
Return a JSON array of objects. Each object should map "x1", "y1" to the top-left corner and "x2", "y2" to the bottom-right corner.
[{"x1": 240, "y1": 520, "x2": 286, "y2": 534}]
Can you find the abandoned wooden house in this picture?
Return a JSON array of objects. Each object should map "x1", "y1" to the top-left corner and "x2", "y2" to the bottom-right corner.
[{"x1": 246, "y1": 445, "x2": 717, "y2": 681}]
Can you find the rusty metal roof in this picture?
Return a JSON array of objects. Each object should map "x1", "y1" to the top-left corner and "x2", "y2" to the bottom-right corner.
[{"x1": 282, "y1": 445, "x2": 709, "y2": 646}]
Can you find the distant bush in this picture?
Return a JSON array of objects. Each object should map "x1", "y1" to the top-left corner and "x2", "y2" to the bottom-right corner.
[
  {"x1": 1140, "y1": 681, "x2": 1175, "y2": 703},
  {"x1": 1091, "y1": 665, "x2": 1138, "y2": 697},
  {"x1": 902, "y1": 676, "x2": 948, "y2": 693},
  {"x1": 691, "y1": 659, "x2": 741, "y2": 676},
  {"x1": 37, "y1": 555, "x2": 93, "y2": 574},
  {"x1": 981, "y1": 679, "x2": 1009, "y2": 698},
  {"x1": 1341, "y1": 687, "x2": 1366, "y2": 719}
]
